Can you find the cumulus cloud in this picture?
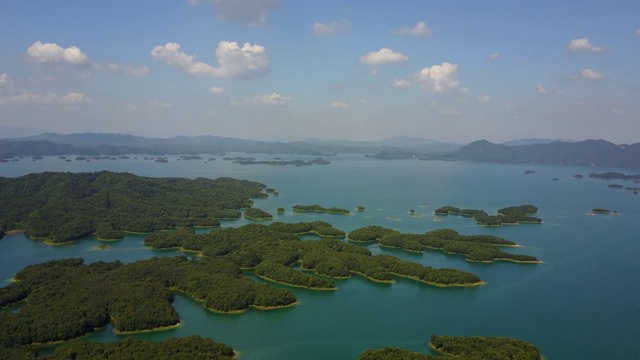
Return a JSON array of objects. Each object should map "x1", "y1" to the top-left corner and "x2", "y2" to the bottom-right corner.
[
  {"x1": 359, "y1": 48, "x2": 408, "y2": 65},
  {"x1": 234, "y1": 92, "x2": 291, "y2": 106},
  {"x1": 393, "y1": 21, "x2": 432, "y2": 37},
  {"x1": 26, "y1": 41, "x2": 90, "y2": 65},
  {"x1": 477, "y1": 95, "x2": 492, "y2": 103},
  {"x1": 580, "y1": 68, "x2": 605, "y2": 80},
  {"x1": 312, "y1": 21, "x2": 351, "y2": 35},
  {"x1": 391, "y1": 79, "x2": 412, "y2": 88},
  {"x1": 417, "y1": 62, "x2": 460, "y2": 93},
  {"x1": 536, "y1": 83, "x2": 548, "y2": 95},
  {"x1": 210, "y1": 0, "x2": 278, "y2": 26},
  {"x1": 151, "y1": 41, "x2": 270, "y2": 79},
  {"x1": 208, "y1": 87, "x2": 225, "y2": 94},
  {"x1": 567, "y1": 37, "x2": 605, "y2": 52},
  {"x1": 329, "y1": 101, "x2": 350, "y2": 109},
  {"x1": 26, "y1": 41, "x2": 147, "y2": 76},
  {"x1": 488, "y1": 52, "x2": 500, "y2": 60}
]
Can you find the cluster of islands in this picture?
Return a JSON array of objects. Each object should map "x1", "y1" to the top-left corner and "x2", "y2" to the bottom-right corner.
[{"x1": 0, "y1": 171, "x2": 545, "y2": 358}]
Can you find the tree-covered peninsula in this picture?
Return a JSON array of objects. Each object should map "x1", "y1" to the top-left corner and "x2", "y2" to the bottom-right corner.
[
  {"x1": 434, "y1": 204, "x2": 541, "y2": 226},
  {"x1": 0, "y1": 171, "x2": 270, "y2": 243},
  {"x1": 348, "y1": 226, "x2": 539, "y2": 263},
  {"x1": 293, "y1": 204, "x2": 351, "y2": 214},
  {"x1": 244, "y1": 207, "x2": 273, "y2": 220},
  {"x1": 359, "y1": 335, "x2": 541, "y2": 360},
  {"x1": 144, "y1": 221, "x2": 482, "y2": 287}
]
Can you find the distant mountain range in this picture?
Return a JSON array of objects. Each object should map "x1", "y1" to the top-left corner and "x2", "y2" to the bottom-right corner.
[
  {"x1": 439, "y1": 139, "x2": 640, "y2": 168},
  {"x1": 1, "y1": 133, "x2": 638, "y2": 169},
  {"x1": 0, "y1": 133, "x2": 460, "y2": 158}
]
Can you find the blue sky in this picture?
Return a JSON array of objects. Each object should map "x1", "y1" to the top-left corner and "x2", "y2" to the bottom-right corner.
[{"x1": 1, "y1": 0, "x2": 639, "y2": 144}]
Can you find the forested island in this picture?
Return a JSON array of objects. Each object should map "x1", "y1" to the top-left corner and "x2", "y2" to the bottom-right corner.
[
  {"x1": 144, "y1": 222, "x2": 482, "y2": 287},
  {"x1": 293, "y1": 204, "x2": 351, "y2": 214},
  {"x1": 348, "y1": 226, "x2": 539, "y2": 263},
  {"x1": 359, "y1": 335, "x2": 541, "y2": 360},
  {"x1": 589, "y1": 172, "x2": 640, "y2": 181},
  {"x1": 0, "y1": 171, "x2": 269, "y2": 243},
  {"x1": 434, "y1": 205, "x2": 541, "y2": 226}
]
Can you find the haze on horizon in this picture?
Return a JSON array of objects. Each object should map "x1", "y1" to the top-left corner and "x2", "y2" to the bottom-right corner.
[{"x1": 1, "y1": 0, "x2": 639, "y2": 145}]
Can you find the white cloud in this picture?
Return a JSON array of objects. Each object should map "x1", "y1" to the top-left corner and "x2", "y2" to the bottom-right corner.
[
  {"x1": 26, "y1": 41, "x2": 90, "y2": 65},
  {"x1": 477, "y1": 95, "x2": 492, "y2": 103},
  {"x1": 536, "y1": 83, "x2": 548, "y2": 95},
  {"x1": 580, "y1": 68, "x2": 605, "y2": 80},
  {"x1": 62, "y1": 92, "x2": 92, "y2": 104},
  {"x1": 99, "y1": 63, "x2": 149, "y2": 77},
  {"x1": 0, "y1": 91, "x2": 90, "y2": 105},
  {"x1": 0, "y1": 73, "x2": 10, "y2": 87},
  {"x1": 210, "y1": 0, "x2": 278, "y2": 26},
  {"x1": 393, "y1": 21, "x2": 432, "y2": 37},
  {"x1": 417, "y1": 62, "x2": 460, "y2": 93},
  {"x1": 151, "y1": 41, "x2": 270, "y2": 79},
  {"x1": 567, "y1": 37, "x2": 605, "y2": 52},
  {"x1": 149, "y1": 100, "x2": 174, "y2": 108},
  {"x1": 312, "y1": 21, "x2": 350, "y2": 35},
  {"x1": 26, "y1": 41, "x2": 147, "y2": 76},
  {"x1": 235, "y1": 92, "x2": 291, "y2": 106},
  {"x1": 391, "y1": 79, "x2": 412, "y2": 88},
  {"x1": 359, "y1": 48, "x2": 408, "y2": 65},
  {"x1": 488, "y1": 52, "x2": 500, "y2": 60},
  {"x1": 208, "y1": 87, "x2": 225, "y2": 94},
  {"x1": 458, "y1": 87, "x2": 470, "y2": 96},
  {"x1": 329, "y1": 101, "x2": 350, "y2": 109},
  {"x1": 636, "y1": 28, "x2": 640, "y2": 37},
  {"x1": 187, "y1": 0, "x2": 202, "y2": 5}
]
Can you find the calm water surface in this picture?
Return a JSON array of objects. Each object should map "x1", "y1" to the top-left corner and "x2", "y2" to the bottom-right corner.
[{"x1": 1, "y1": 154, "x2": 639, "y2": 359}]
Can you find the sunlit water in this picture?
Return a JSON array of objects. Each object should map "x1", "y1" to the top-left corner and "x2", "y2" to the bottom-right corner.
[{"x1": 1, "y1": 154, "x2": 639, "y2": 359}]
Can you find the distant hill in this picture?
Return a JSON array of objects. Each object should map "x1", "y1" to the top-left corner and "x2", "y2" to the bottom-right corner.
[
  {"x1": 501, "y1": 138, "x2": 577, "y2": 146},
  {"x1": 1, "y1": 133, "x2": 460, "y2": 157},
  {"x1": 441, "y1": 139, "x2": 640, "y2": 168},
  {"x1": 0, "y1": 140, "x2": 97, "y2": 157}
]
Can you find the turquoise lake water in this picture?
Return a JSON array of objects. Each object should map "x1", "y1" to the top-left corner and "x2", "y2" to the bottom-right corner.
[{"x1": 1, "y1": 154, "x2": 639, "y2": 359}]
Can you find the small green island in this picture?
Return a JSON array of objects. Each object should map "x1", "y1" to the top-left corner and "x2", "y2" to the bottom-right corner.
[
  {"x1": 356, "y1": 205, "x2": 365, "y2": 211},
  {"x1": 243, "y1": 207, "x2": 273, "y2": 220},
  {"x1": 434, "y1": 204, "x2": 541, "y2": 226},
  {"x1": 590, "y1": 208, "x2": 618, "y2": 215},
  {"x1": 293, "y1": 204, "x2": 351, "y2": 215},
  {"x1": 348, "y1": 226, "x2": 539, "y2": 263},
  {"x1": 359, "y1": 335, "x2": 541, "y2": 360}
]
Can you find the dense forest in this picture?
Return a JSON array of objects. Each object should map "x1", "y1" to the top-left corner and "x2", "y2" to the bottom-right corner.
[
  {"x1": 348, "y1": 226, "x2": 539, "y2": 263},
  {"x1": 0, "y1": 335, "x2": 235, "y2": 359},
  {"x1": 434, "y1": 205, "x2": 541, "y2": 226},
  {"x1": 0, "y1": 256, "x2": 297, "y2": 346},
  {"x1": 144, "y1": 222, "x2": 482, "y2": 287},
  {"x1": 0, "y1": 171, "x2": 269, "y2": 243},
  {"x1": 359, "y1": 335, "x2": 540, "y2": 360}
]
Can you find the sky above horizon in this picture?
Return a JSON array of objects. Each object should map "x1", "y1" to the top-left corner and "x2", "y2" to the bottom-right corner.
[{"x1": 1, "y1": 0, "x2": 639, "y2": 144}]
